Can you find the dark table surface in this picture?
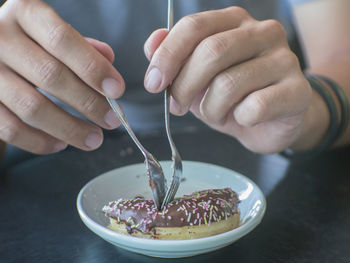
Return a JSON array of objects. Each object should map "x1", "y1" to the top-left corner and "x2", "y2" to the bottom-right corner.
[{"x1": 1, "y1": 120, "x2": 350, "y2": 263}]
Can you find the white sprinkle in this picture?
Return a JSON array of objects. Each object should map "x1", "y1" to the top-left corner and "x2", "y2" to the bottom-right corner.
[{"x1": 187, "y1": 213, "x2": 192, "y2": 223}]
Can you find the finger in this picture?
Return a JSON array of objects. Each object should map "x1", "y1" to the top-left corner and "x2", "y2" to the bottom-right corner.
[
  {"x1": 233, "y1": 77, "x2": 312, "y2": 127},
  {"x1": 0, "y1": 102, "x2": 67, "y2": 155},
  {"x1": 0, "y1": 65, "x2": 104, "y2": 151},
  {"x1": 144, "y1": 6, "x2": 253, "y2": 93},
  {"x1": 85, "y1": 37, "x2": 115, "y2": 63},
  {"x1": 199, "y1": 48, "x2": 296, "y2": 124},
  {"x1": 0, "y1": 32, "x2": 120, "y2": 130},
  {"x1": 15, "y1": 0, "x2": 124, "y2": 98},
  {"x1": 187, "y1": 89, "x2": 207, "y2": 117},
  {"x1": 170, "y1": 20, "x2": 287, "y2": 115},
  {"x1": 144, "y1": 28, "x2": 168, "y2": 61}
]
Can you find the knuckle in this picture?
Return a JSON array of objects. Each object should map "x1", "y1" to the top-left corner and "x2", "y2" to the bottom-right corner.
[
  {"x1": 236, "y1": 92, "x2": 269, "y2": 127},
  {"x1": 261, "y1": 19, "x2": 286, "y2": 39},
  {"x1": 59, "y1": 122, "x2": 80, "y2": 142},
  {"x1": 275, "y1": 48, "x2": 299, "y2": 70},
  {"x1": 156, "y1": 44, "x2": 177, "y2": 64},
  {"x1": 47, "y1": 23, "x2": 70, "y2": 50},
  {"x1": 178, "y1": 14, "x2": 203, "y2": 34},
  {"x1": 13, "y1": 95, "x2": 42, "y2": 121},
  {"x1": 227, "y1": 6, "x2": 250, "y2": 20},
  {"x1": 79, "y1": 93, "x2": 100, "y2": 116},
  {"x1": 81, "y1": 58, "x2": 100, "y2": 79},
  {"x1": 36, "y1": 60, "x2": 64, "y2": 89},
  {"x1": 0, "y1": 119, "x2": 20, "y2": 143},
  {"x1": 212, "y1": 72, "x2": 237, "y2": 97},
  {"x1": 245, "y1": 93, "x2": 268, "y2": 124},
  {"x1": 199, "y1": 35, "x2": 226, "y2": 64}
]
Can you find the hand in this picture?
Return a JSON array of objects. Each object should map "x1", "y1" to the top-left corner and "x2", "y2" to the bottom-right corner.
[
  {"x1": 0, "y1": 0, "x2": 125, "y2": 154},
  {"x1": 143, "y1": 7, "x2": 313, "y2": 154}
]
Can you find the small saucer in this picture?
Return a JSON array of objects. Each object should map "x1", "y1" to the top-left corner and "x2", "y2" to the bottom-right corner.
[{"x1": 77, "y1": 161, "x2": 266, "y2": 258}]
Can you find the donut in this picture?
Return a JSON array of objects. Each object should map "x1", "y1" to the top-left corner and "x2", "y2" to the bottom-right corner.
[{"x1": 102, "y1": 188, "x2": 240, "y2": 240}]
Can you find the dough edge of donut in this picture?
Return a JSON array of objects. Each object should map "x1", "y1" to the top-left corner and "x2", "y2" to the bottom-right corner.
[{"x1": 107, "y1": 210, "x2": 240, "y2": 240}]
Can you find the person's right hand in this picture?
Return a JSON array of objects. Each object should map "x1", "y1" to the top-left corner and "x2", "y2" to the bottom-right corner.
[{"x1": 0, "y1": 0, "x2": 125, "y2": 155}]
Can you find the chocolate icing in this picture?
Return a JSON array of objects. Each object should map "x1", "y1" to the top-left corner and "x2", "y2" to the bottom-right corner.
[{"x1": 102, "y1": 188, "x2": 240, "y2": 234}]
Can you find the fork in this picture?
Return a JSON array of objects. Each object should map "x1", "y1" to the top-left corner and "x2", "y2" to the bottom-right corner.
[
  {"x1": 161, "y1": 0, "x2": 183, "y2": 209},
  {"x1": 106, "y1": 98, "x2": 167, "y2": 210}
]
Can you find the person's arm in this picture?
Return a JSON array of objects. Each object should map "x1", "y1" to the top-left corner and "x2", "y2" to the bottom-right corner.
[{"x1": 290, "y1": 0, "x2": 350, "y2": 149}]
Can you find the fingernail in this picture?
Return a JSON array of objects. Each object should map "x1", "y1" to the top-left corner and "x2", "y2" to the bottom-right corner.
[
  {"x1": 102, "y1": 78, "x2": 122, "y2": 98},
  {"x1": 145, "y1": 67, "x2": 162, "y2": 92},
  {"x1": 85, "y1": 132, "x2": 102, "y2": 149},
  {"x1": 54, "y1": 141, "x2": 67, "y2": 152},
  {"x1": 104, "y1": 109, "x2": 120, "y2": 128}
]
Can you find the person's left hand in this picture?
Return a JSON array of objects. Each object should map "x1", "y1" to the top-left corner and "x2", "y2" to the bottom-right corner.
[{"x1": 143, "y1": 7, "x2": 312, "y2": 154}]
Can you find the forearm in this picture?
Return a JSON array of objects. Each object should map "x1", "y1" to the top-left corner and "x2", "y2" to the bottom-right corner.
[{"x1": 290, "y1": 0, "x2": 350, "y2": 150}]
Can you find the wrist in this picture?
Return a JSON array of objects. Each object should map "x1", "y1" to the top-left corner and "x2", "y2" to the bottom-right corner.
[
  {"x1": 290, "y1": 88, "x2": 330, "y2": 151},
  {"x1": 284, "y1": 73, "x2": 349, "y2": 159}
]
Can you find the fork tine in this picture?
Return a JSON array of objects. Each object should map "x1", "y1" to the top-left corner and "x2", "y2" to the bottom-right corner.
[
  {"x1": 147, "y1": 155, "x2": 168, "y2": 210},
  {"x1": 161, "y1": 157, "x2": 182, "y2": 208},
  {"x1": 162, "y1": 182, "x2": 176, "y2": 207}
]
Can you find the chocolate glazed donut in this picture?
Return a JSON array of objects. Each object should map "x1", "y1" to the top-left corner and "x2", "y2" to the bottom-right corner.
[{"x1": 102, "y1": 188, "x2": 240, "y2": 240}]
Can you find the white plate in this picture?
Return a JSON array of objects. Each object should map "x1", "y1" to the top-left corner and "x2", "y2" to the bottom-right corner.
[{"x1": 77, "y1": 161, "x2": 266, "y2": 258}]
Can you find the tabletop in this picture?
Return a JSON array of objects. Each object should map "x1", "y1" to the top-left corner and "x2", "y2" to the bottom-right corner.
[{"x1": 1, "y1": 119, "x2": 350, "y2": 263}]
